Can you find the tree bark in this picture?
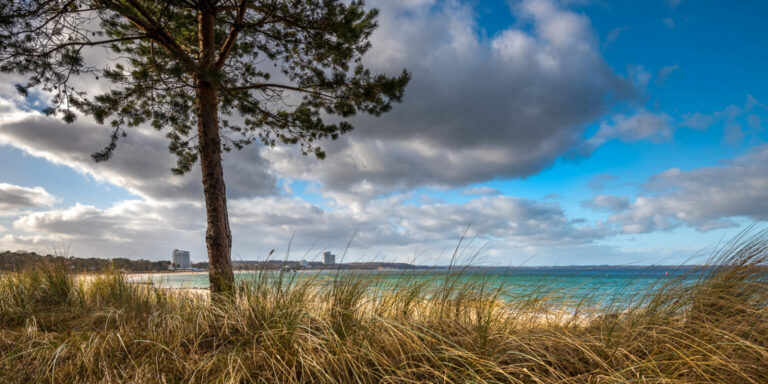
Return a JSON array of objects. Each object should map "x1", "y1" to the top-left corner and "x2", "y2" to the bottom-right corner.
[{"x1": 197, "y1": 9, "x2": 234, "y2": 296}]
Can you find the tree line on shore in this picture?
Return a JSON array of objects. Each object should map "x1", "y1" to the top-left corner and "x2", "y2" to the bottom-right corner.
[
  {"x1": 0, "y1": 251, "x2": 179, "y2": 272},
  {"x1": 1, "y1": 250, "x2": 433, "y2": 273}
]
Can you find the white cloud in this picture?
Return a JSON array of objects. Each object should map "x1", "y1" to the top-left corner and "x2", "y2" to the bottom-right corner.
[
  {"x1": 582, "y1": 195, "x2": 629, "y2": 213},
  {"x1": 679, "y1": 96, "x2": 768, "y2": 138},
  {"x1": 607, "y1": 146, "x2": 768, "y2": 233},
  {"x1": 264, "y1": 0, "x2": 638, "y2": 201},
  {"x1": 583, "y1": 111, "x2": 672, "y2": 152},
  {"x1": 0, "y1": 0, "x2": 645, "y2": 207},
  {"x1": 4, "y1": 194, "x2": 612, "y2": 263},
  {"x1": 0, "y1": 0, "x2": 686, "y2": 265},
  {"x1": 0, "y1": 183, "x2": 57, "y2": 214},
  {"x1": 682, "y1": 112, "x2": 714, "y2": 130},
  {"x1": 6, "y1": 200, "x2": 205, "y2": 258},
  {"x1": 463, "y1": 186, "x2": 501, "y2": 196},
  {"x1": 0, "y1": 111, "x2": 277, "y2": 202}
]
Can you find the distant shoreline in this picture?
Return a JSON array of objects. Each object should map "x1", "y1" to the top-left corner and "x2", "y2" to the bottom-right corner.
[{"x1": 0, "y1": 251, "x2": 721, "y2": 274}]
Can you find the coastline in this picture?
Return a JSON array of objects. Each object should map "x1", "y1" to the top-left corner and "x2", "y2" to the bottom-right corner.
[{"x1": 125, "y1": 270, "x2": 209, "y2": 280}]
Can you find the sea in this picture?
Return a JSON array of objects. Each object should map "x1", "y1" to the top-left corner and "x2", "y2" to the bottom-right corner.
[{"x1": 137, "y1": 266, "x2": 708, "y2": 308}]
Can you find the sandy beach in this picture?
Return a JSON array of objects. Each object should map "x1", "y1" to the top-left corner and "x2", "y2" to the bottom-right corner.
[{"x1": 125, "y1": 270, "x2": 209, "y2": 280}]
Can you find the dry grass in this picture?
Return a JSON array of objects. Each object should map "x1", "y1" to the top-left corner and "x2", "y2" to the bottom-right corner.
[{"x1": 1, "y1": 233, "x2": 768, "y2": 383}]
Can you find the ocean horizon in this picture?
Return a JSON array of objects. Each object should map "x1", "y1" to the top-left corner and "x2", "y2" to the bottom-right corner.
[{"x1": 138, "y1": 266, "x2": 711, "y2": 308}]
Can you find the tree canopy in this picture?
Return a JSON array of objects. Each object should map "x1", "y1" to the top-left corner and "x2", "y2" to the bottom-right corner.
[
  {"x1": 0, "y1": 0, "x2": 409, "y2": 173},
  {"x1": 0, "y1": 0, "x2": 409, "y2": 295}
]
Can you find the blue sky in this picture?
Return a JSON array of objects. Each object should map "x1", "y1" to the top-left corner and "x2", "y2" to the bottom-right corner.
[{"x1": 1, "y1": 0, "x2": 767, "y2": 265}]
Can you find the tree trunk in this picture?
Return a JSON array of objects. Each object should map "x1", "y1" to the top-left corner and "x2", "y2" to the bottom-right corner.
[{"x1": 197, "y1": 9, "x2": 234, "y2": 296}]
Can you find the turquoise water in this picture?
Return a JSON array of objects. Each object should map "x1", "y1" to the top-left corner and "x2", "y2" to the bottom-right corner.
[{"x1": 137, "y1": 266, "x2": 704, "y2": 307}]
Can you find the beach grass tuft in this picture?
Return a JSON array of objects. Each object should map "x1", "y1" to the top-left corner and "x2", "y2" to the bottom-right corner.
[{"x1": 1, "y1": 232, "x2": 768, "y2": 383}]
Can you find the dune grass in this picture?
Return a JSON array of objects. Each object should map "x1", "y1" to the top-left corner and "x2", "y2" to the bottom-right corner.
[{"x1": 1, "y1": 234, "x2": 768, "y2": 383}]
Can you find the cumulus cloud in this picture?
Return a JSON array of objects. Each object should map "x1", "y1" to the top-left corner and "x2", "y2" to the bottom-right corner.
[
  {"x1": 3, "y1": 194, "x2": 611, "y2": 262},
  {"x1": 0, "y1": 0, "x2": 645, "y2": 206},
  {"x1": 582, "y1": 111, "x2": 671, "y2": 152},
  {"x1": 0, "y1": 111, "x2": 277, "y2": 202},
  {"x1": 462, "y1": 186, "x2": 501, "y2": 196},
  {"x1": 264, "y1": 0, "x2": 638, "y2": 201},
  {"x1": 678, "y1": 95, "x2": 768, "y2": 142},
  {"x1": 6, "y1": 200, "x2": 206, "y2": 258},
  {"x1": 0, "y1": 183, "x2": 57, "y2": 214},
  {"x1": 0, "y1": 0, "x2": 669, "y2": 264},
  {"x1": 606, "y1": 146, "x2": 768, "y2": 233},
  {"x1": 582, "y1": 195, "x2": 629, "y2": 213}
]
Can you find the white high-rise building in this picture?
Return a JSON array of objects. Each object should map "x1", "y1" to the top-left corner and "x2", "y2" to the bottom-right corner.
[
  {"x1": 172, "y1": 249, "x2": 190, "y2": 269},
  {"x1": 323, "y1": 251, "x2": 336, "y2": 265}
]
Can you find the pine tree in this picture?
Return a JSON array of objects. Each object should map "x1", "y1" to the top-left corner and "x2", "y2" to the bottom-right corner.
[{"x1": 0, "y1": 0, "x2": 409, "y2": 296}]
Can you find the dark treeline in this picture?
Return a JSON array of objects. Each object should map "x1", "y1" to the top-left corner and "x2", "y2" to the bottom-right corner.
[
  {"x1": 0, "y1": 251, "x2": 171, "y2": 272},
  {"x1": 0, "y1": 252, "x2": 429, "y2": 273},
  {"x1": 211, "y1": 260, "x2": 430, "y2": 271}
]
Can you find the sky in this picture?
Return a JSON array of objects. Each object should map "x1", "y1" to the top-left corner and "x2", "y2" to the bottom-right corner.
[{"x1": 1, "y1": 0, "x2": 767, "y2": 265}]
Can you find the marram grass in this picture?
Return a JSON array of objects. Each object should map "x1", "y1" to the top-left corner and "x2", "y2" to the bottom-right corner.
[{"x1": 2, "y1": 234, "x2": 768, "y2": 383}]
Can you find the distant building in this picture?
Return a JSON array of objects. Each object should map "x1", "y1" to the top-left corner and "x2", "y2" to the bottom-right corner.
[
  {"x1": 171, "y1": 249, "x2": 190, "y2": 269},
  {"x1": 323, "y1": 251, "x2": 336, "y2": 265},
  {"x1": 300, "y1": 259, "x2": 310, "y2": 268}
]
